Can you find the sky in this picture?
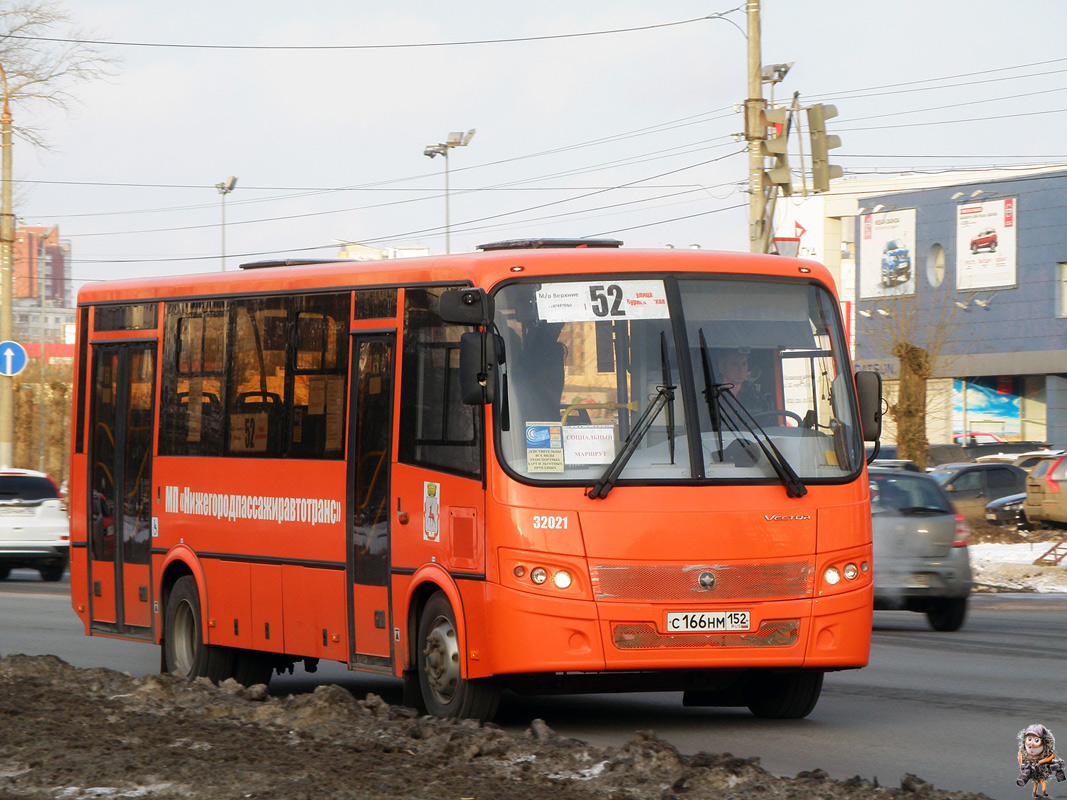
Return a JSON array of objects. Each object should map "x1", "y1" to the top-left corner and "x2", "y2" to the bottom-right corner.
[{"x1": 10, "y1": 0, "x2": 1067, "y2": 291}]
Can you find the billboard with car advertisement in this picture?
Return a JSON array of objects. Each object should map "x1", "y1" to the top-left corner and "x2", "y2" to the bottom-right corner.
[
  {"x1": 859, "y1": 208, "x2": 916, "y2": 299},
  {"x1": 955, "y1": 197, "x2": 1016, "y2": 290}
]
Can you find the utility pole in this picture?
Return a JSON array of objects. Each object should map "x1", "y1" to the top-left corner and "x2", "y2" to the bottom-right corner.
[
  {"x1": 38, "y1": 227, "x2": 55, "y2": 471},
  {"x1": 0, "y1": 65, "x2": 13, "y2": 468},
  {"x1": 744, "y1": 0, "x2": 766, "y2": 254}
]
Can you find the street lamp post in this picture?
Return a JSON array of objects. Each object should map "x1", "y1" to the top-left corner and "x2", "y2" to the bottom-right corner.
[
  {"x1": 423, "y1": 130, "x2": 474, "y2": 254},
  {"x1": 216, "y1": 176, "x2": 237, "y2": 271},
  {"x1": 0, "y1": 63, "x2": 14, "y2": 468}
]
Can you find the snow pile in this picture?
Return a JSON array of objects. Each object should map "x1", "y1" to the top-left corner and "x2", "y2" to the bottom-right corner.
[{"x1": 969, "y1": 539, "x2": 1067, "y2": 592}]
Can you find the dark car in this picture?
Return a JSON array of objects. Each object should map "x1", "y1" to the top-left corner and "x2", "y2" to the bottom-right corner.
[
  {"x1": 984, "y1": 492, "x2": 1028, "y2": 530},
  {"x1": 959, "y1": 440, "x2": 1050, "y2": 461},
  {"x1": 870, "y1": 468, "x2": 972, "y2": 631},
  {"x1": 927, "y1": 462, "x2": 1028, "y2": 525},
  {"x1": 871, "y1": 459, "x2": 922, "y2": 472},
  {"x1": 0, "y1": 469, "x2": 69, "y2": 581},
  {"x1": 880, "y1": 240, "x2": 912, "y2": 287},
  {"x1": 867, "y1": 443, "x2": 970, "y2": 468},
  {"x1": 970, "y1": 228, "x2": 997, "y2": 253}
]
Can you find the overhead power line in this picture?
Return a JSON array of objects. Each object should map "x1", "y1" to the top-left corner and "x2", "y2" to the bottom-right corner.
[{"x1": 7, "y1": 13, "x2": 731, "y2": 51}]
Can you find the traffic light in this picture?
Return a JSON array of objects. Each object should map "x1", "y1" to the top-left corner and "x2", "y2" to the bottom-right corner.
[
  {"x1": 807, "y1": 103, "x2": 842, "y2": 193},
  {"x1": 761, "y1": 106, "x2": 792, "y2": 196}
]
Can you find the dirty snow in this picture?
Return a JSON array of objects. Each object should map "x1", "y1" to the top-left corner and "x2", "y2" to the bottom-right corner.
[{"x1": 970, "y1": 537, "x2": 1067, "y2": 593}]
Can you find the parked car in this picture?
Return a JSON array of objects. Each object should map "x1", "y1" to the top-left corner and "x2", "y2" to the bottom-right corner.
[
  {"x1": 959, "y1": 440, "x2": 1050, "y2": 461},
  {"x1": 880, "y1": 240, "x2": 912, "y2": 286},
  {"x1": 869, "y1": 467, "x2": 972, "y2": 631},
  {"x1": 0, "y1": 469, "x2": 70, "y2": 581},
  {"x1": 1023, "y1": 453, "x2": 1067, "y2": 529},
  {"x1": 984, "y1": 492, "x2": 1028, "y2": 530},
  {"x1": 1014, "y1": 449, "x2": 1065, "y2": 472},
  {"x1": 927, "y1": 462, "x2": 1028, "y2": 525},
  {"x1": 871, "y1": 459, "x2": 922, "y2": 472},
  {"x1": 953, "y1": 432, "x2": 1005, "y2": 446},
  {"x1": 970, "y1": 228, "x2": 998, "y2": 253},
  {"x1": 867, "y1": 443, "x2": 970, "y2": 468}
]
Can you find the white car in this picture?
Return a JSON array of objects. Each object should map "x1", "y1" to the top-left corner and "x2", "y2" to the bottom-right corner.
[{"x1": 0, "y1": 469, "x2": 70, "y2": 581}]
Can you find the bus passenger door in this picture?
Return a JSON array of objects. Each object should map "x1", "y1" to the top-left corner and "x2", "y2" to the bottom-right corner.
[
  {"x1": 346, "y1": 334, "x2": 395, "y2": 668},
  {"x1": 88, "y1": 342, "x2": 156, "y2": 638}
]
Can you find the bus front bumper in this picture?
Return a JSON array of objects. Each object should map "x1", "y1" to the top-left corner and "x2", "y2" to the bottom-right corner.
[{"x1": 477, "y1": 581, "x2": 871, "y2": 678}]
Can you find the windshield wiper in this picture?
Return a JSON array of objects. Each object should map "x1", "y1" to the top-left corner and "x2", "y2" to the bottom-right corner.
[
  {"x1": 697, "y1": 329, "x2": 725, "y2": 462},
  {"x1": 587, "y1": 379, "x2": 675, "y2": 501},
  {"x1": 660, "y1": 331, "x2": 676, "y2": 466},
  {"x1": 716, "y1": 391, "x2": 807, "y2": 498},
  {"x1": 695, "y1": 327, "x2": 805, "y2": 498}
]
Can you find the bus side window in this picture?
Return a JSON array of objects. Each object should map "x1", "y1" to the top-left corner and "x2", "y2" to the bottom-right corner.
[
  {"x1": 228, "y1": 299, "x2": 288, "y2": 457},
  {"x1": 398, "y1": 288, "x2": 482, "y2": 478},
  {"x1": 288, "y1": 295, "x2": 349, "y2": 459},
  {"x1": 160, "y1": 304, "x2": 226, "y2": 457}
]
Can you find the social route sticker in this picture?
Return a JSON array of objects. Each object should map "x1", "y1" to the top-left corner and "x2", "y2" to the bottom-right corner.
[
  {"x1": 562, "y1": 425, "x2": 615, "y2": 465},
  {"x1": 536, "y1": 280, "x2": 669, "y2": 323}
]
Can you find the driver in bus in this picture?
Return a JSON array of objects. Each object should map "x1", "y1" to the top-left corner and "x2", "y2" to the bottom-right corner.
[{"x1": 715, "y1": 347, "x2": 772, "y2": 414}]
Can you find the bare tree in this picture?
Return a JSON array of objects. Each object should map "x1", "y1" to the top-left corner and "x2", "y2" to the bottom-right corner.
[
  {"x1": 1, "y1": 3, "x2": 116, "y2": 481},
  {"x1": 859, "y1": 288, "x2": 965, "y2": 470},
  {"x1": 0, "y1": 1, "x2": 117, "y2": 146}
]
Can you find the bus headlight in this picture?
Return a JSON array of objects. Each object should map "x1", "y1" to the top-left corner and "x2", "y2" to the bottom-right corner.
[
  {"x1": 824, "y1": 566, "x2": 841, "y2": 586},
  {"x1": 552, "y1": 570, "x2": 573, "y2": 589},
  {"x1": 843, "y1": 563, "x2": 859, "y2": 581},
  {"x1": 530, "y1": 567, "x2": 548, "y2": 585}
]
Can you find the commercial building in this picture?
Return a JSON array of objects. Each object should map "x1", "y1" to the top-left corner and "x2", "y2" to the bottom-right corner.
[{"x1": 775, "y1": 164, "x2": 1067, "y2": 446}]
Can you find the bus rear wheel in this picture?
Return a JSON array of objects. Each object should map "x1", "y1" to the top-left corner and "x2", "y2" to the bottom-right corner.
[
  {"x1": 163, "y1": 576, "x2": 234, "y2": 683},
  {"x1": 744, "y1": 670, "x2": 823, "y2": 719},
  {"x1": 416, "y1": 591, "x2": 499, "y2": 721}
]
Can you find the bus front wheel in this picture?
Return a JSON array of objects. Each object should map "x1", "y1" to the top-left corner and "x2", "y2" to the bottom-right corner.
[
  {"x1": 416, "y1": 591, "x2": 499, "y2": 721},
  {"x1": 744, "y1": 670, "x2": 823, "y2": 719},
  {"x1": 163, "y1": 576, "x2": 234, "y2": 683}
]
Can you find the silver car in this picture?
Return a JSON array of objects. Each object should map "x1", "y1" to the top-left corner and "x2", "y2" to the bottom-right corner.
[
  {"x1": 0, "y1": 469, "x2": 69, "y2": 582},
  {"x1": 870, "y1": 467, "x2": 973, "y2": 631}
]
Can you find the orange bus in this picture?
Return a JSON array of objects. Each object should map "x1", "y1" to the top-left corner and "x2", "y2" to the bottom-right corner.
[{"x1": 69, "y1": 238, "x2": 882, "y2": 721}]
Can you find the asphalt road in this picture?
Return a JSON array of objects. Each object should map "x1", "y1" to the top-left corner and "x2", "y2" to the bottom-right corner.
[{"x1": 2, "y1": 569, "x2": 1063, "y2": 800}]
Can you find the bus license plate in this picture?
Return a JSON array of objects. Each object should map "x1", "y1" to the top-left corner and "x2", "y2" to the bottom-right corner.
[{"x1": 666, "y1": 611, "x2": 750, "y2": 633}]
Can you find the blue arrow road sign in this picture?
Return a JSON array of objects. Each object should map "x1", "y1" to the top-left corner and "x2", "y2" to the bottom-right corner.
[{"x1": 0, "y1": 341, "x2": 28, "y2": 377}]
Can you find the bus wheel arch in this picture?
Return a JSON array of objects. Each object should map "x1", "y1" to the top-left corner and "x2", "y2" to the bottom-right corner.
[{"x1": 158, "y1": 554, "x2": 234, "y2": 684}]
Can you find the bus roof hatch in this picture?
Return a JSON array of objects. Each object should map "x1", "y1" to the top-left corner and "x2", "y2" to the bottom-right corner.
[{"x1": 477, "y1": 238, "x2": 623, "y2": 251}]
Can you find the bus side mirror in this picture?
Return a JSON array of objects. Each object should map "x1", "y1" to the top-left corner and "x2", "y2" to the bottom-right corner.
[
  {"x1": 459, "y1": 331, "x2": 499, "y2": 405},
  {"x1": 854, "y1": 370, "x2": 883, "y2": 442},
  {"x1": 440, "y1": 288, "x2": 491, "y2": 325}
]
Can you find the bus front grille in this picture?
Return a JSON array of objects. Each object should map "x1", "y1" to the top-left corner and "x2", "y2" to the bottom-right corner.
[
  {"x1": 590, "y1": 562, "x2": 814, "y2": 601},
  {"x1": 612, "y1": 619, "x2": 800, "y2": 649}
]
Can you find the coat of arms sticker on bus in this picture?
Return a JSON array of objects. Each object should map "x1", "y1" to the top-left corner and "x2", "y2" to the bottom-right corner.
[{"x1": 423, "y1": 481, "x2": 440, "y2": 542}]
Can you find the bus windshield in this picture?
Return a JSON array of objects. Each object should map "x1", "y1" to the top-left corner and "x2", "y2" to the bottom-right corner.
[{"x1": 493, "y1": 276, "x2": 862, "y2": 486}]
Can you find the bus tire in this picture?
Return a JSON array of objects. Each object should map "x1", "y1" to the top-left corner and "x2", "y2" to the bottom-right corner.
[
  {"x1": 163, "y1": 576, "x2": 234, "y2": 683},
  {"x1": 416, "y1": 591, "x2": 499, "y2": 721},
  {"x1": 744, "y1": 670, "x2": 823, "y2": 719},
  {"x1": 232, "y1": 650, "x2": 273, "y2": 687}
]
